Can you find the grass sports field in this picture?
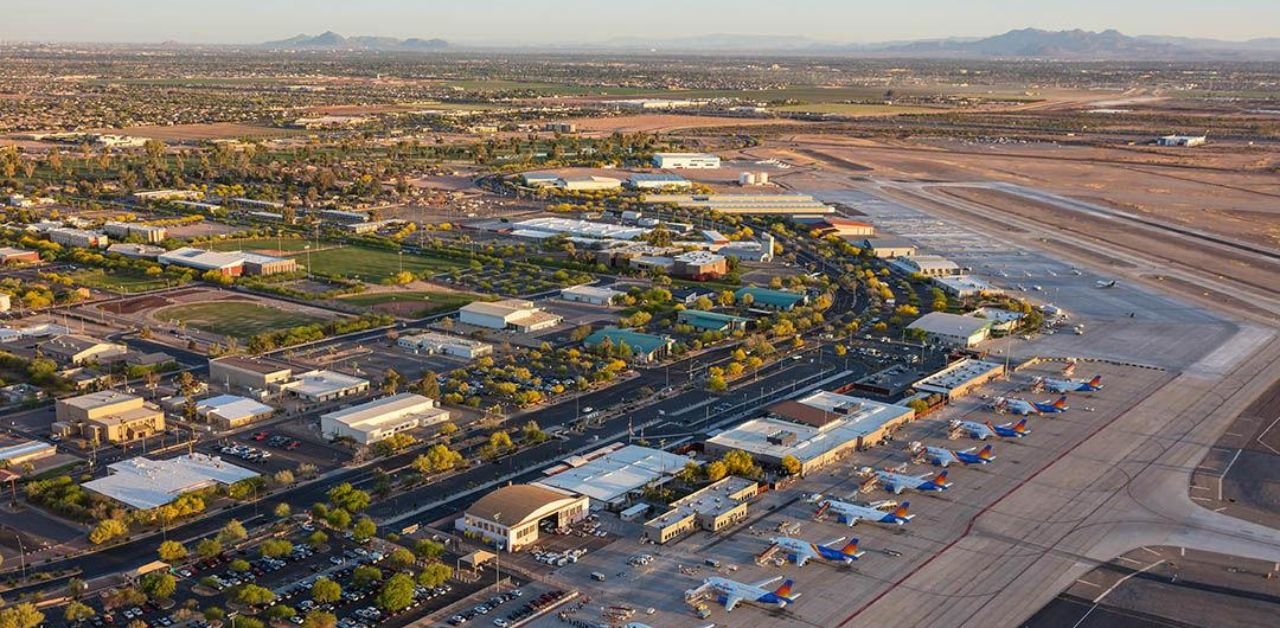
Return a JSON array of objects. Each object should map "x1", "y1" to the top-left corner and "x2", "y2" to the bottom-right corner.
[
  {"x1": 155, "y1": 301, "x2": 327, "y2": 338},
  {"x1": 300, "y1": 246, "x2": 465, "y2": 281},
  {"x1": 69, "y1": 269, "x2": 183, "y2": 293},
  {"x1": 339, "y1": 290, "x2": 484, "y2": 317},
  {"x1": 208, "y1": 237, "x2": 316, "y2": 253}
]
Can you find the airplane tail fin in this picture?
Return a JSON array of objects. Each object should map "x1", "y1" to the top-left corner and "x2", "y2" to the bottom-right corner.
[
  {"x1": 1054, "y1": 396, "x2": 1068, "y2": 408},
  {"x1": 1088, "y1": 375, "x2": 1103, "y2": 388},
  {"x1": 979, "y1": 444, "x2": 994, "y2": 459},
  {"x1": 841, "y1": 538, "x2": 860, "y2": 556},
  {"x1": 933, "y1": 470, "x2": 949, "y2": 484},
  {"x1": 774, "y1": 579, "x2": 796, "y2": 599},
  {"x1": 1015, "y1": 418, "x2": 1028, "y2": 432},
  {"x1": 893, "y1": 502, "x2": 911, "y2": 519}
]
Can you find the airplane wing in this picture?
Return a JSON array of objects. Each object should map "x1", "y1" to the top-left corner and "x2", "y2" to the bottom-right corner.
[
  {"x1": 822, "y1": 536, "x2": 846, "y2": 548},
  {"x1": 723, "y1": 594, "x2": 742, "y2": 612},
  {"x1": 795, "y1": 553, "x2": 809, "y2": 567},
  {"x1": 750, "y1": 575, "x2": 784, "y2": 588},
  {"x1": 958, "y1": 447, "x2": 976, "y2": 453}
]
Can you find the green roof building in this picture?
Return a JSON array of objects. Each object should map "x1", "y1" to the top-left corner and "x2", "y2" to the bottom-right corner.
[
  {"x1": 734, "y1": 286, "x2": 808, "y2": 311},
  {"x1": 677, "y1": 309, "x2": 752, "y2": 332},
  {"x1": 584, "y1": 328, "x2": 674, "y2": 363}
]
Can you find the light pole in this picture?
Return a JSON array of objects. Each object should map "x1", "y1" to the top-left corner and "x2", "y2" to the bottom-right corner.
[{"x1": 493, "y1": 513, "x2": 502, "y2": 592}]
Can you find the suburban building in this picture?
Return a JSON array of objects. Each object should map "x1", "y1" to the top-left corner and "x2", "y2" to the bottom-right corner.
[
  {"x1": 534, "y1": 445, "x2": 690, "y2": 509},
  {"x1": 104, "y1": 222, "x2": 168, "y2": 243},
  {"x1": 455, "y1": 484, "x2": 589, "y2": 552},
  {"x1": 651, "y1": 153, "x2": 721, "y2": 169},
  {"x1": 933, "y1": 275, "x2": 1001, "y2": 298},
  {"x1": 47, "y1": 227, "x2": 109, "y2": 249},
  {"x1": 316, "y1": 210, "x2": 370, "y2": 225},
  {"x1": 320, "y1": 393, "x2": 449, "y2": 445},
  {"x1": 40, "y1": 334, "x2": 128, "y2": 365},
  {"x1": 907, "y1": 312, "x2": 993, "y2": 347},
  {"x1": 584, "y1": 328, "x2": 674, "y2": 363},
  {"x1": 133, "y1": 189, "x2": 204, "y2": 202},
  {"x1": 196, "y1": 394, "x2": 277, "y2": 430},
  {"x1": 735, "y1": 286, "x2": 809, "y2": 311},
  {"x1": 706, "y1": 392, "x2": 915, "y2": 475},
  {"x1": 677, "y1": 309, "x2": 751, "y2": 332},
  {"x1": 209, "y1": 356, "x2": 293, "y2": 391},
  {"x1": 0, "y1": 440, "x2": 57, "y2": 467},
  {"x1": 83, "y1": 454, "x2": 258, "y2": 510},
  {"x1": 856, "y1": 237, "x2": 917, "y2": 259},
  {"x1": 107, "y1": 243, "x2": 165, "y2": 259},
  {"x1": 396, "y1": 332, "x2": 493, "y2": 359},
  {"x1": 240, "y1": 253, "x2": 298, "y2": 276},
  {"x1": 644, "y1": 476, "x2": 759, "y2": 544},
  {"x1": 281, "y1": 370, "x2": 370, "y2": 402},
  {"x1": 54, "y1": 391, "x2": 166, "y2": 444},
  {"x1": 892, "y1": 255, "x2": 961, "y2": 277},
  {"x1": 512, "y1": 217, "x2": 647, "y2": 241},
  {"x1": 0, "y1": 247, "x2": 41, "y2": 264},
  {"x1": 793, "y1": 216, "x2": 876, "y2": 237},
  {"x1": 643, "y1": 193, "x2": 833, "y2": 215},
  {"x1": 672, "y1": 251, "x2": 728, "y2": 279},
  {"x1": 627, "y1": 173, "x2": 692, "y2": 190},
  {"x1": 520, "y1": 172, "x2": 560, "y2": 187},
  {"x1": 559, "y1": 284, "x2": 622, "y2": 306},
  {"x1": 459, "y1": 299, "x2": 562, "y2": 332},
  {"x1": 557, "y1": 176, "x2": 622, "y2": 191},
  {"x1": 912, "y1": 359, "x2": 1005, "y2": 401},
  {"x1": 720, "y1": 235, "x2": 775, "y2": 262},
  {"x1": 1156, "y1": 134, "x2": 1207, "y2": 147},
  {"x1": 968, "y1": 307, "x2": 1025, "y2": 333},
  {"x1": 158, "y1": 247, "x2": 245, "y2": 277}
]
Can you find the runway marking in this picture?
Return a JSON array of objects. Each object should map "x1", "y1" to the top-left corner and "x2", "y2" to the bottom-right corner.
[
  {"x1": 1070, "y1": 604, "x2": 1099, "y2": 628},
  {"x1": 1141, "y1": 547, "x2": 1163, "y2": 557},
  {"x1": 1117, "y1": 556, "x2": 1143, "y2": 565},
  {"x1": 1219, "y1": 448, "x2": 1243, "y2": 500},
  {"x1": 1214, "y1": 506, "x2": 1229, "y2": 513},
  {"x1": 1256, "y1": 414, "x2": 1280, "y2": 456},
  {"x1": 1094, "y1": 559, "x2": 1165, "y2": 604},
  {"x1": 1074, "y1": 579, "x2": 1101, "y2": 588},
  {"x1": 1191, "y1": 496, "x2": 1212, "y2": 502},
  {"x1": 1190, "y1": 484, "x2": 1211, "y2": 491},
  {"x1": 1224, "y1": 432, "x2": 1244, "y2": 437}
]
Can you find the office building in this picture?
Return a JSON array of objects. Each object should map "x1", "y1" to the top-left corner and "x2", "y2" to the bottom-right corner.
[
  {"x1": 321, "y1": 393, "x2": 449, "y2": 445},
  {"x1": 55, "y1": 391, "x2": 165, "y2": 444},
  {"x1": 651, "y1": 153, "x2": 721, "y2": 169},
  {"x1": 396, "y1": 332, "x2": 493, "y2": 359},
  {"x1": 907, "y1": 312, "x2": 993, "y2": 347},
  {"x1": 459, "y1": 299, "x2": 562, "y2": 332}
]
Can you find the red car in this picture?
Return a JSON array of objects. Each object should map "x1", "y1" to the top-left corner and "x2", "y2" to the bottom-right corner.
[
  {"x1": 252, "y1": 432, "x2": 270, "y2": 441},
  {"x1": 286, "y1": 440, "x2": 302, "y2": 450}
]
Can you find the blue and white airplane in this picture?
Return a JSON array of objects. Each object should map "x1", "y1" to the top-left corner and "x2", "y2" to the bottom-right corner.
[
  {"x1": 869, "y1": 468, "x2": 952, "y2": 494},
  {"x1": 1041, "y1": 375, "x2": 1103, "y2": 393},
  {"x1": 952, "y1": 418, "x2": 1030, "y2": 440},
  {"x1": 770, "y1": 536, "x2": 864, "y2": 567},
  {"x1": 693, "y1": 575, "x2": 800, "y2": 612},
  {"x1": 923, "y1": 444, "x2": 996, "y2": 467},
  {"x1": 997, "y1": 395, "x2": 1068, "y2": 416},
  {"x1": 817, "y1": 498, "x2": 914, "y2": 526}
]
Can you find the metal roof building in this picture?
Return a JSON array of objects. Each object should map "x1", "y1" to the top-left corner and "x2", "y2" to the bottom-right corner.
[
  {"x1": 534, "y1": 445, "x2": 690, "y2": 508},
  {"x1": 907, "y1": 312, "x2": 993, "y2": 347},
  {"x1": 83, "y1": 454, "x2": 259, "y2": 510}
]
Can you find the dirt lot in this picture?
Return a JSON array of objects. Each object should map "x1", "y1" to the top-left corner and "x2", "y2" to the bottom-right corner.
[{"x1": 560, "y1": 113, "x2": 807, "y2": 135}]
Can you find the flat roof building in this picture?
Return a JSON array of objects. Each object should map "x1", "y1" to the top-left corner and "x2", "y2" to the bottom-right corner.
[
  {"x1": 513, "y1": 217, "x2": 648, "y2": 241},
  {"x1": 559, "y1": 284, "x2": 622, "y2": 306},
  {"x1": 396, "y1": 332, "x2": 493, "y2": 359},
  {"x1": 209, "y1": 356, "x2": 293, "y2": 392},
  {"x1": 913, "y1": 358, "x2": 1005, "y2": 400},
  {"x1": 677, "y1": 309, "x2": 751, "y2": 332},
  {"x1": 857, "y1": 236, "x2": 917, "y2": 259},
  {"x1": 459, "y1": 299, "x2": 562, "y2": 333},
  {"x1": 907, "y1": 312, "x2": 992, "y2": 347},
  {"x1": 0, "y1": 440, "x2": 57, "y2": 467},
  {"x1": 196, "y1": 394, "x2": 276, "y2": 430},
  {"x1": 584, "y1": 328, "x2": 674, "y2": 363},
  {"x1": 644, "y1": 476, "x2": 758, "y2": 544},
  {"x1": 534, "y1": 445, "x2": 690, "y2": 509},
  {"x1": 672, "y1": 251, "x2": 728, "y2": 279},
  {"x1": 735, "y1": 286, "x2": 809, "y2": 311},
  {"x1": 320, "y1": 393, "x2": 449, "y2": 445},
  {"x1": 706, "y1": 393, "x2": 914, "y2": 475},
  {"x1": 892, "y1": 255, "x2": 961, "y2": 277},
  {"x1": 281, "y1": 370, "x2": 370, "y2": 402},
  {"x1": 652, "y1": 153, "x2": 721, "y2": 169},
  {"x1": 84, "y1": 454, "x2": 258, "y2": 510},
  {"x1": 107, "y1": 243, "x2": 166, "y2": 259},
  {"x1": 55, "y1": 391, "x2": 165, "y2": 444},
  {"x1": 557, "y1": 176, "x2": 622, "y2": 191},
  {"x1": 456, "y1": 484, "x2": 589, "y2": 552},
  {"x1": 48, "y1": 227, "x2": 109, "y2": 249},
  {"x1": 520, "y1": 172, "x2": 560, "y2": 187},
  {"x1": 104, "y1": 222, "x2": 168, "y2": 244},
  {"x1": 968, "y1": 307, "x2": 1025, "y2": 333},
  {"x1": 0, "y1": 247, "x2": 41, "y2": 264},
  {"x1": 627, "y1": 173, "x2": 692, "y2": 189},
  {"x1": 793, "y1": 216, "x2": 876, "y2": 237},
  {"x1": 933, "y1": 275, "x2": 1001, "y2": 298},
  {"x1": 40, "y1": 334, "x2": 128, "y2": 365},
  {"x1": 158, "y1": 247, "x2": 245, "y2": 277},
  {"x1": 644, "y1": 193, "x2": 833, "y2": 215},
  {"x1": 241, "y1": 253, "x2": 297, "y2": 276}
]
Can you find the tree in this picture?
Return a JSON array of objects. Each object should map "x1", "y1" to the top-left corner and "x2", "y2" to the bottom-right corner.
[
  {"x1": 412, "y1": 443, "x2": 463, "y2": 475},
  {"x1": 266, "y1": 605, "x2": 297, "y2": 620},
  {"x1": 352, "y1": 565, "x2": 383, "y2": 588},
  {"x1": 376, "y1": 573, "x2": 416, "y2": 613},
  {"x1": 67, "y1": 577, "x2": 87, "y2": 599},
  {"x1": 387, "y1": 547, "x2": 416, "y2": 570},
  {"x1": 417, "y1": 562, "x2": 453, "y2": 588},
  {"x1": 382, "y1": 368, "x2": 403, "y2": 394},
  {"x1": 780, "y1": 455, "x2": 803, "y2": 476},
  {"x1": 705, "y1": 460, "x2": 728, "y2": 482},
  {"x1": 260, "y1": 538, "x2": 294, "y2": 559},
  {"x1": 721, "y1": 450, "x2": 762, "y2": 478},
  {"x1": 273, "y1": 502, "x2": 292, "y2": 519},
  {"x1": 302, "y1": 610, "x2": 338, "y2": 628},
  {"x1": 311, "y1": 577, "x2": 342, "y2": 604},
  {"x1": 482, "y1": 430, "x2": 514, "y2": 459},
  {"x1": 326, "y1": 507, "x2": 352, "y2": 530},
  {"x1": 235, "y1": 583, "x2": 276, "y2": 606},
  {"x1": 352, "y1": 516, "x2": 377, "y2": 542},
  {"x1": 438, "y1": 421, "x2": 459, "y2": 437},
  {"x1": 0, "y1": 604, "x2": 45, "y2": 628},
  {"x1": 157, "y1": 540, "x2": 188, "y2": 562},
  {"x1": 307, "y1": 530, "x2": 329, "y2": 549},
  {"x1": 196, "y1": 537, "x2": 223, "y2": 559},
  {"x1": 327, "y1": 483, "x2": 371, "y2": 513},
  {"x1": 418, "y1": 371, "x2": 441, "y2": 399},
  {"x1": 89, "y1": 518, "x2": 128, "y2": 545},
  {"x1": 142, "y1": 572, "x2": 177, "y2": 600},
  {"x1": 229, "y1": 559, "x2": 251, "y2": 572},
  {"x1": 906, "y1": 398, "x2": 930, "y2": 415},
  {"x1": 217, "y1": 519, "x2": 247, "y2": 544},
  {"x1": 414, "y1": 539, "x2": 444, "y2": 561},
  {"x1": 522, "y1": 421, "x2": 548, "y2": 444},
  {"x1": 64, "y1": 602, "x2": 96, "y2": 624}
]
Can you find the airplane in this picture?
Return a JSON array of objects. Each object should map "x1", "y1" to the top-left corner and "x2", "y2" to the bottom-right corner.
[
  {"x1": 770, "y1": 536, "x2": 864, "y2": 567},
  {"x1": 693, "y1": 575, "x2": 800, "y2": 612},
  {"x1": 1096, "y1": 280, "x2": 1117, "y2": 288},
  {"x1": 817, "y1": 498, "x2": 914, "y2": 526},
  {"x1": 996, "y1": 395, "x2": 1068, "y2": 415},
  {"x1": 923, "y1": 444, "x2": 996, "y2": 467},
  {"x1": 952, "y1": 418, "x2": 1030, "y2": 440},
  {"x1": 1042, "y1": 375, "x2": 1103, "y2": 393},
  {"x1": 869, "y1": 468, "x2": 952, "y2": 494}
]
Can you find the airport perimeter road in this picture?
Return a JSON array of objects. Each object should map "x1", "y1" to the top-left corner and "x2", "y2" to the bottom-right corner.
[{"x1": 840, "y1": 331, "x2": 1280, "y2": 628}]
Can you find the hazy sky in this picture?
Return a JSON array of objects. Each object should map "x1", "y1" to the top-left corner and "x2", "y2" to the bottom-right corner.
[{"x1": 3, "y1": 0, "x2": 1277, "y2": 44}]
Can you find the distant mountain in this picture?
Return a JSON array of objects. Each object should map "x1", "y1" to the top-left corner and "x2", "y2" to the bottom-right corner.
[
  {"x1": 261, "y1": 32, "x2": 447, "y2": 51},
  {"x1": 883, "y1": 28, "x2": 1177, "y2": 58}
]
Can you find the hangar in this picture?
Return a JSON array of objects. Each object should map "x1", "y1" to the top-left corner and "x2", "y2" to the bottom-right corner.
[{"x1": 455, "y1": 484, "x2": 589, "y2": 552}]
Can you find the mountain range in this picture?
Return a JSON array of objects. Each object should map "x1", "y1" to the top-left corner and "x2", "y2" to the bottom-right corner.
[{"x1": 257, "y1": 29, "x2": 1280, "y2": 59}]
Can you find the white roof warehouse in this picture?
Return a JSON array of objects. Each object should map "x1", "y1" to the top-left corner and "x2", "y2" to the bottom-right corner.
[
  {"x1": 320, "y1": 393, "x2": 449, "y2": 445},
  {"x1": 83, "y1": 454, "x2": 259, "y2": 510}
]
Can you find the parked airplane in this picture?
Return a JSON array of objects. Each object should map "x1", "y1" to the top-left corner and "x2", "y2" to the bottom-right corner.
[
  {"x1": 770, "y1": 536, "x2": 864, "y2": 567},
  {"x1": 868, "y1": 468, "x2": 952, "y2": 494},
  {"x1": 997, "y1": 395, "x2": 1068, "y2": 415},
  {"x1": 817, "y1": 499, "x2": 914, "y2": 526},
  {"x1": 693, "y1": 576, "x2": 800, "y2": 612},
  {"x1": 923, "y1": 444, "x2": 996, "y2": 467},
  {"x1": 952, "y1": 418, "x2": 1030, "y2": 440},
  {"x1": 1096, "y1": 280, "x2": 1117, "y2": 288},
  {"x1": 1042, "y1": 375, "x2": 1103, "y2": 393}
]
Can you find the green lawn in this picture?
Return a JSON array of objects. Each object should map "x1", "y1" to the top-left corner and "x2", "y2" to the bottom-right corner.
[
  {"x1": 208, "y1": 237, "x2": 317, "y2": 253},
  {"x1": 155, "y1": 301, "x2": 327, "y2": 339},
  {"x1": 69, "y1": 269, "x2": 181, "y2": 294},
  {"x1": 300, "y1": 246, "x2": 466, "y2": 281},
  {"x1": 773, "y1": 103, "x2": 939, "y2": 115},
  {"x1": 339, "y1": 290, "x2": 484, "y2": 316}
]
